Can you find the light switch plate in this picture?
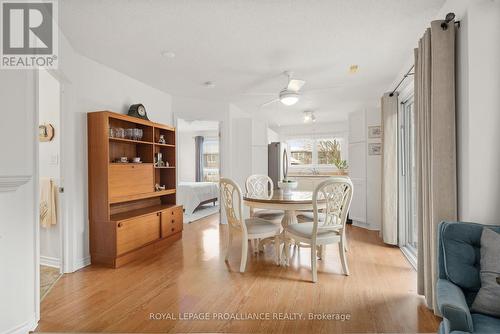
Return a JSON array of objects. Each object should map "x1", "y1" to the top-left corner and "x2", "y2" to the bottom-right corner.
[{"x1": 49, "y1": 154, "x2": 59, "y2": 166}]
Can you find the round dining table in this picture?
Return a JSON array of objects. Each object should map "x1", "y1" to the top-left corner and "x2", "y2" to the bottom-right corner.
[{"x1": 243, "y1": 189, "x2": 322, "y2": 228}]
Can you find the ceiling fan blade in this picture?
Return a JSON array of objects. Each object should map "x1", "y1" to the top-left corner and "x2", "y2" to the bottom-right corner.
[
  {"x1": 260, "y1": 98, "x2": 279, "y2": 107},
  {"x1": 287, "y1": 79, "x2": 306, "y2": 92}
]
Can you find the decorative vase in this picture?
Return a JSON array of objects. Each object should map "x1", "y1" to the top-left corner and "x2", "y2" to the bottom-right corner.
[{"x1": 278, "y1": 180, "x2": 298, "y2": 195}]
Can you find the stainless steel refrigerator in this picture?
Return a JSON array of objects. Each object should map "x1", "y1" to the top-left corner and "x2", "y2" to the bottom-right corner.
[{"x1": 268, "y1": 142, "x2": 288, "y2": 189}]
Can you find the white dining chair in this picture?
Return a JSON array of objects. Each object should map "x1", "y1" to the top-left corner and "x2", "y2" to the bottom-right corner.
[
  {"x1": 284, "y1": 177, "x2": 353, "y2": 282},
  {"x1": 220, "y1": 177, "x2": 281, "y2": 273},
  {"x1": 296, "y1": 210, "x2": 349, "y2": 252},
  {"x1": 245, "y1": 174, "x2": 284, "y2": 221}
]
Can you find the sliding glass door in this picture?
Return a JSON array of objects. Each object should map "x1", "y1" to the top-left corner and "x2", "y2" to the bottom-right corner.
[{"x1": 398, "y1": 96, "x2": 417, "y2": 266}]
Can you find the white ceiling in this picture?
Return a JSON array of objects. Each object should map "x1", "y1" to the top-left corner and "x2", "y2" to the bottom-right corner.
[{"x1": 59, "y1": 0, "x2": 445, "y2": 126}]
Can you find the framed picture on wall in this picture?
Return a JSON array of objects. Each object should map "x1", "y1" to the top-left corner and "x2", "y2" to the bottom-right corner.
[
  {"x1": 368, "y1": 125, "x2": 382, "y2": 138},
  {"x1": 368, "y1": 143, "x2": 382, "y2": 155}
]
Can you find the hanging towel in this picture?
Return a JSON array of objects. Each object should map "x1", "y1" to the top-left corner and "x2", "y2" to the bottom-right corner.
[{"x1": 40, "y1": 177, "x2": 58, "y2": 228}]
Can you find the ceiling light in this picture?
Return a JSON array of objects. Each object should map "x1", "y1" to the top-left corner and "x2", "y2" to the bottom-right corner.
[
  {"x1": 279, "y1": 90, "x2": 299, "y2": 106},
  {"x1": 161, "y1": 51, "x2": 176, "y2": 58},
  {"x1": 349, "y1": 65, "x2": 359, "y2": 73},
  {"x1": 303, "y1": 110, "x2": 316, "y2": 123}
]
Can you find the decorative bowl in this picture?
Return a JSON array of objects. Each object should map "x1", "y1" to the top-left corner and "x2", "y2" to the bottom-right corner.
[{"x1": 278, "y1": 180, "x2": 298, "y2": 194}]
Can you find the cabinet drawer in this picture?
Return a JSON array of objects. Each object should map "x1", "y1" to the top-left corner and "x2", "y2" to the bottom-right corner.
[
  {"x1": 161, "y1": 206, "x2": 183, "y2": 238},
  {"x1": 116, "y1": 213, "x2": 160, "y2": 255},
  {"x1": 109, "y1": 164, "x2": 153, "y2": 200}
]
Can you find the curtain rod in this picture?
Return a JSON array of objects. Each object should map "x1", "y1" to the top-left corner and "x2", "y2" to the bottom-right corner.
[
  {"x1": 389, "y1": 13, "x2": 459, "y2": 97},
  {"x1": 389, "y1": 65, "x2": 414, "y2": 97}
]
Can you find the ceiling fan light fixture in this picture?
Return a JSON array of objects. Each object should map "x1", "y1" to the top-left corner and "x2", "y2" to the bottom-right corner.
[{"x1": 279, "y1": 90, "x2": 299, "y2": 106}]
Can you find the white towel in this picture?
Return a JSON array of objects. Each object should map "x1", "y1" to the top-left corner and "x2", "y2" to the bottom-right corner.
[{"x1": 40, "y1": 177, "x2": 57, "y2": 228}]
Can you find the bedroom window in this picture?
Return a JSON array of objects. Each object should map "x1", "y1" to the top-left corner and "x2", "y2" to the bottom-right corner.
[{"x1": 202, "y1": 138, "x2": 219, "y2": 182}]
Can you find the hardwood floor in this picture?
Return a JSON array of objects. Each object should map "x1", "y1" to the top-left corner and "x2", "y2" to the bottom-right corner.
[{"x1": 37, "y1": 214, "x2": 440, "y2": 333}]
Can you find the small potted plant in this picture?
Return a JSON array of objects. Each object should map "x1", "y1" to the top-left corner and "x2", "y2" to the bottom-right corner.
[
  {"x1": 334, "y1": 157, "x2": 349, "y2": 175},
  {"x1": 278, "y1": 149, "x2": 298, "y2": 194}
]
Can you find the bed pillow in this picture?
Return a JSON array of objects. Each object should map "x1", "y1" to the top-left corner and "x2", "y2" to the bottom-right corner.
[{"x1": 471, "y1": 228, "x2": 500, "y2": 317}]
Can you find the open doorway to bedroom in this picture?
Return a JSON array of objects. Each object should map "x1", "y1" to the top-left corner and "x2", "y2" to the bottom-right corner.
[{"x1": 177, "y1": 119, "x2": 220, "y2": 223}]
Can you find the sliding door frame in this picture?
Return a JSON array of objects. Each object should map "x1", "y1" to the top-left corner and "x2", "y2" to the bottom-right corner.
[{"x1": 398, "y1": 81, "x2": 417, "y2": 269}]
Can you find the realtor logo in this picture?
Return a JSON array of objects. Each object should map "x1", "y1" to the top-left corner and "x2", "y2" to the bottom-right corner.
[{"x1": 1, "y1": 0, "x2": 58, "y2": 69}]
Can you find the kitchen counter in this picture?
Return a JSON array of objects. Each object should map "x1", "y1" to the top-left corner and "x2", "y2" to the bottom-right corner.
[{"x1": 286, "y1": 172, "x2": 349, "y2": 191}]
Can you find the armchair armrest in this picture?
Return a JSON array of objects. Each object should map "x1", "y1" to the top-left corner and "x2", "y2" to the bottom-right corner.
[{"x1": 437, "y1": 279, "x2": 473, "y2": 333}]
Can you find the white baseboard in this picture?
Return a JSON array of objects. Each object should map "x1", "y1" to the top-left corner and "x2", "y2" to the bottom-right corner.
[
  {"x1": 352, "y1": 220, "x2": 368, "y2": 228},
  {"x1": 73, "y1": 255, "x2": 91, "y2": 271},
  {"x1": 40, "y1": 255, "x2": 60, "y2": 268},
  {"x1": 351, "y1": 220, "x2": 380, "y2": 231},
  {"x1": 3, "y1": 314, "x2": 37, "y2": 334}
]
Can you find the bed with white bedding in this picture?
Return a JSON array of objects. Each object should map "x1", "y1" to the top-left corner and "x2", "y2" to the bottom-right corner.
[{"x1": 177, "y1": 181, "x2": 219, "y2": 215}]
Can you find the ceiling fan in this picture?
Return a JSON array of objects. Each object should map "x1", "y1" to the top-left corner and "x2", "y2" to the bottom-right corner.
[{"x1": 260, "y1": 71, "x2": 306, "y2": 107}]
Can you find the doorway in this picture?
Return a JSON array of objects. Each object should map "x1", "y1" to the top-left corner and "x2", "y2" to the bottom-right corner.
[
  {"x1": 176, "y1": 118, "x2": 221, "y2": 223},
  {"x1": 398, "y1": 94, "x2": 417, "y2": 268},
  {"x1": 37, "y1": 69, "x2": 63, "y2": 300}
]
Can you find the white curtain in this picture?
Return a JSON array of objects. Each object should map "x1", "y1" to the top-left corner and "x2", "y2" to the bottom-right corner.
[
  {"x1": 381, "y1": 92, "x2": 399, "y2": 245},
  {"x1": 415, "y1": 20, "x2": 457, "y2": 313}
]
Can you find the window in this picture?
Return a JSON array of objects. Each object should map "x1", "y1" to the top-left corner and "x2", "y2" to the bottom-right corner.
[
  {"x1": 288, "y1": 139, "x2": 313, "y2": 165},
  {"x1": 317, "y1": 138, "x2": 342, "y2": 165},
  {"x1": 202, "y1": 139, "x2": 219, "y2": 182},
  {"x1": 286, "y1": 137, "x2": 345, "y2": 168}
]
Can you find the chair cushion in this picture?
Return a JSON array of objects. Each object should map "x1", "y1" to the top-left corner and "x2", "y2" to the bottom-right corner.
[
  {"x1": 245, "y1": 218, "x2": 281, "y2": 235},
  {"x1": 285, "y1": 222, "x2": 340, "y2": 239},
  {"x1": 471, "y1": 228, "x2": 500, "y2": 317},
  {"x1": 253, "y1": 209, "x2": 283, "y2": 220},
  {"x1": 296, "y1": 211, "x2": 326, "y2": 223},
  {"x1": 471, "y1": 313, "x2": 500, "y2": 333}
]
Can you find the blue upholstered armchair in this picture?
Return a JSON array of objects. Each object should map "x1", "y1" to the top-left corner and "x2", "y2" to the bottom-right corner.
[{"x1": 437, "y1": 221, "x2": 500, "y2": 334}]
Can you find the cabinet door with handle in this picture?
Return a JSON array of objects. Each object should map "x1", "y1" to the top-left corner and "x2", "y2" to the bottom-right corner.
[
  {"x1": 161, "y1": 206, "x2": 183, "y2": 238},
  {"x1": 116, "y1": 213, "x2": 160, "y2": 255}
]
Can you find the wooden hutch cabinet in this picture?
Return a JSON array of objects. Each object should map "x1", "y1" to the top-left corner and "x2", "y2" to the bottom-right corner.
[{"x1": 87, "y1": 111, "x2": 182, "y2": 267}]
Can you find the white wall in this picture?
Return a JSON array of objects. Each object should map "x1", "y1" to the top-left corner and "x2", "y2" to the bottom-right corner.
[
  {"x1": 347, "y1": 109, "x2": 382, "y2": 231},
  {"x1": 178, "y1": 131, "x2": 196, "y2": 182},
  {"x1": 365, "y1": 108, "x2": 382, "y2": 231},
  {"x1": 59, "y1": 34, "x2": 173, "y2": 272},
  {"x1": 267, "y1": 127, "x2": 279, "y2": 144},
  {"x1": 456, "y1": 0, "x2": 500, "y2": 225},
  {"x1": 230, "y1": 116, "x2": 270, "y2": 189},
  {"x1": 231, "y1": 117, "x2": 254, "y2": 189},
  {"x1": 348, "y1": 111, "x2": 367, "y2": 227},
  {"x1": 276, "y1": 121, "x2": 348, "y2": 139},
  {"x1": 0, "y1": 71, "x2": 38, "y2": 333},
  {"x1": 38, "y1": 69, "x2": 61, "y2": 266}
]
